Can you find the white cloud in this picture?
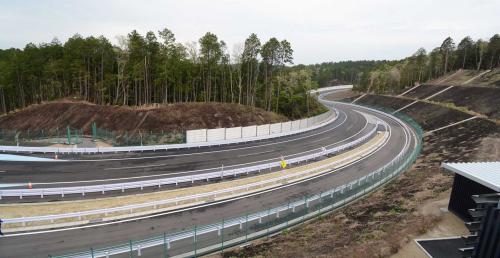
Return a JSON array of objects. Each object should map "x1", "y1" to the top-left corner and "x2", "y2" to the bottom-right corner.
[{"x1": 0, "y1": 0, "x2": 498, "y2": 64}]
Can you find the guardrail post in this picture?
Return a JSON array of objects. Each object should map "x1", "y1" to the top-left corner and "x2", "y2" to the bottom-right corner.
[
  {"x1": 137, "y1": 244, "x2": 142, "y2": 256},
  {"x1": 221, "y1": 218, "x2": 225, "y2": 253},
  {"x1": 193, "y1": 225, "x2": 197, "y2": 257},
  {"x1": 303, "y1": 196, "x2": 308, "y2": 221},
  {"x1": 90, "y1": 248, "x2": 94, "y2": 258},
  {"x1": 129, "y1": 240, "x2": 133, "y2": 258},
  {"x1": 286, "y1": 201, "x2": 291, "y2": 226},
  {"x1": 245, "y1": 213, "x2": 249, "y2": 241}
]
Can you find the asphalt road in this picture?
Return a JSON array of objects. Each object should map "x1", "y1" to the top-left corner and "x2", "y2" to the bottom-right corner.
[
  {"x1": 0, "y1": 106, "x2": 370, "y2": 188},
  {"x1": 0, "y1": 101, "x2": 417, "y2": 257}
]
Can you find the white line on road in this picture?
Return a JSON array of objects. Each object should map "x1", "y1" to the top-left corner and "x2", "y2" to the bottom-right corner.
[
  {"x1": 27, "y1": 112, "x2": 368, "y2": 186},
  {"x1": 3, "y1": 117, "x2": 396, "y2": 237},
  {"x1": 237, "y1": 150, "x2": 275, "y2": 157}
]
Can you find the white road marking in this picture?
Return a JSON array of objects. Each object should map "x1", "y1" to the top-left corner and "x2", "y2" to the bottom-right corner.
[
  {"x1": 237, "y1": 150, "x2": 274, "y2": 157},
  {"x1": 29, "y1": 111, "x2": 370, "y2": 186},
  {"x1": 90, "y1": 111, "x2": 348, "y2": 163},
  {"x1": 4, "y1": 116, "x2": 397, "y2": 237},
  {"x1": 311, "y1": 137, "x2": 330, "y2": 143}
]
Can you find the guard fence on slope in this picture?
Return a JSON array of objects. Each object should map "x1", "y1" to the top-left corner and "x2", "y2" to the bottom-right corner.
[
  {"x1": 0, "y1": 120, "x2": 378, "y2": 200},
  {"x1": 49, "y1": 108, "x2": 422, "y2": 258},
  {"x1": 0, "y1": 127, "x2": 185, "y2": 147}
]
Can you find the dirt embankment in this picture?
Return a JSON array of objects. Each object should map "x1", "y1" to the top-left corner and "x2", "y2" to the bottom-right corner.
[
  {"x1": 222, "y1": 93, "x2": 499, "y2": 258},
  {"x1": 0, "y1": 100, "x2": 288, "y2": 133},
  {"x1": 426, "y1": 69, "x2": 500, "y2": 86},
  {"x1": 430, "y1": 86, "x2": 500, "y2": 120}
]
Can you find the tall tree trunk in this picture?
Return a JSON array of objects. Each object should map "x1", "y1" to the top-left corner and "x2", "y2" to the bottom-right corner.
[{"x1": 462, "y1": 48, "x2": 467, "y2": 69}]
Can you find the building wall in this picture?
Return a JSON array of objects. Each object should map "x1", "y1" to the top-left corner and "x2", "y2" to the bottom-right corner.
[{"x1": 448, "y1": 174, "x2": 497, "y2": 221}]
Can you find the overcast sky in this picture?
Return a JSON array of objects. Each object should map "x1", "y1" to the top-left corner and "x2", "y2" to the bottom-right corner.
[{"x1": 0, "y1": 0, "x2": 499, "y2": 64}]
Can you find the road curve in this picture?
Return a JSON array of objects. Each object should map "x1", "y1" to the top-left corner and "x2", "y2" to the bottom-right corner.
[
  {"x1": 0, "y1": 107, "x2": 375, "y2": 202},
  {"x1": 0, "y1": 99, "x2": 417, "y2": 258}
]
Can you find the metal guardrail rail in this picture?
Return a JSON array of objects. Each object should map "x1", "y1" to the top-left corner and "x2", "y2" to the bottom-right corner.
[
  {"x1": 0, "y1": 122, "x2": 379, "y2": 200},
  {"x1": 50, "y1": 105, "x2": 422, "y2": 258},
  {"x1": 0, "y1": 110, "x2": 337, "y2": 154},
  {"x1": 3, "y1": 127, "x2": 388, "y2": 226}
]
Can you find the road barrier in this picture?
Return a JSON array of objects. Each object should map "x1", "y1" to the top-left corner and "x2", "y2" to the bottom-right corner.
[
  {"x1": 3, "y1": 129, "x2": 389, "y2": 228},
  {"x1": 49, "y1": 105, "x2": 422, "y2": 258},
  {"x1": 0, "y1": 110, "x2": 336, "y2": 154},
  {"x1": 0, "y1": 121, "x2": 379, "y2": 200},
  {"x1": 185, "y1": 110, "x2": 333, "y2": 143}
]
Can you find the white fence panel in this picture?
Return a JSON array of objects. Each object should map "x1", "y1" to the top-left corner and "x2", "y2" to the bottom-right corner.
[
  {"x1": 281, "y1": 121, "x2": 292, "y2": 132},
  {"x1": 307, "y1": 117, "x2": 315, "y2": 127},
  {"x1": 291, "y1": 120, "x2": 301, "y2": 131},
  {"x1": 270, "y1": 123, "x2": 282, "y2": 134},
  {"x1": 206, "y1": 128, "x2": 226, "y2": 142},
  {"x1": 225, "y1": 127, "x2": 242, "y2": 140},
  {"x1": 299, "y1": 119, "x2": 308, "y2": 129},
  {"x1": 186, "y1": 129, "x2": 207, "y2": 143},
  {"x1": 256, "y1": 124, "x2": 270, "y2": 136},
  {"x1": 241, "y1": 125, "x2": 257, "y2": 138}
]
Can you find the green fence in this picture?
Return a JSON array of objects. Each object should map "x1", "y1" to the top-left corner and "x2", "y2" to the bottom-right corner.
[
  {"x1": 0, "y1": 127, "x2": 84, "y2": 146},
  {"x1": 50, "y1": 109, "x2": 423, "y2": 258},
  {"x1": 93, "y1": 127, "x2": 185, "y2": 146},
  {"x1": 0, "y1": 123, "x2": 185, "y2": 147}
]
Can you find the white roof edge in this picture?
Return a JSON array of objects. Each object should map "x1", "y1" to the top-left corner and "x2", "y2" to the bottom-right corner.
[{"x1": 442, "y1": 162, "x2": 500, "y2": 192}]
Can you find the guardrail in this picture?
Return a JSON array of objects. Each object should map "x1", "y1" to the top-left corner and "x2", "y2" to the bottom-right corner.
[
  {"x1": 50, "y1": 106, "x2": 422, "y2": 258},
  {"x1": 0, "y1": 110, "x2": 336, "y2": 155},
  {"x1": 0, "y1": 121, "x2": 379, "y2": 200},
  {"x1": 309, "y1": 85, "x2": 353, "y2": 95},
  {"x1": 3, "y1": 128, "x2": 388, "y2": 227}
]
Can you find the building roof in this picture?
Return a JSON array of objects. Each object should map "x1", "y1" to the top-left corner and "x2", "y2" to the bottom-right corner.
[{"x1": 442, "y1": 162, "x2": 500, "y2": 192}]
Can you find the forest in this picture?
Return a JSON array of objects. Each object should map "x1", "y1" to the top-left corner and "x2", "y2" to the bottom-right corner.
[
  {"x1": 354, "y1": 34, "x2": 500, "y2": 93},
  {"x1": 1, "y1": 31, "x2": 498, "y2": 118},
  {"x1": 0, "y1": 29, "x2": 323, "y2": 119}
]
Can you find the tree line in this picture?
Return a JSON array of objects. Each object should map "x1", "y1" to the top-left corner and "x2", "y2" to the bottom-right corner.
[
  {"x1": 354, "y1": 34, "x2": 500, "y2": 93},
  {"x1": 0, "y1": 29, "x2": 322, "y2": 118}
]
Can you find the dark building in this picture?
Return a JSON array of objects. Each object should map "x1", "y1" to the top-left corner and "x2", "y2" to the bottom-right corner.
[{"x1": 443, "y1": 162, "x2": 500, "y2": 222}]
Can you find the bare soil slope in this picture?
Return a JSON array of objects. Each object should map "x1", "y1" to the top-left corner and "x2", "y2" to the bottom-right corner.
[
  {"x1": 223, "y1": 92, "x2": 499, "y2": 258},
  {"x1": 0, "y1": 100, "x2": 287, "y2": 133},
  {"x1": 423, "y1": 69, "x2": 500, "y2": 86}
]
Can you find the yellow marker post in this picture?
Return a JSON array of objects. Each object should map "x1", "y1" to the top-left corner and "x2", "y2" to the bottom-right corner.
[{"x1": 280, "y1": 160, "x2": 287, "y2": 169}]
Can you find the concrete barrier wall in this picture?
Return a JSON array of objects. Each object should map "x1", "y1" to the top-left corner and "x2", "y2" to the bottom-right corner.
[
  {"x1": 281, "y1": 121, "x2": 292, "y2": 132},
  {"x1": 185, "y1": 109, "x2": 333, "y2": 143},
  {"x1": 256, "y1": 124, "x2": 270, "y2": 136},
  {"x1": 291, "y1": 120, "x2": 301, "y2": 131},
  {"x1": 307, "y1": 117, "x2": 315, "y2": 127},
  {"x1": 242, "y1": 125, "x2": 257, "y2": 138},
  {"x1": 270, "y1": 123, "x2": 282, "y2": 134},
  {"x1": 206, "y1": 128, "x2": 226, "y2": 141},
  {"x1": 186, "y1": 129, "x2": 207, "y2": 143},
  {"x1": 225, "y1": 127, "x2": 242, "y2": 140},
  {"x1": 299, "y1": 119, "x2": 308, "y2": 129}
]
